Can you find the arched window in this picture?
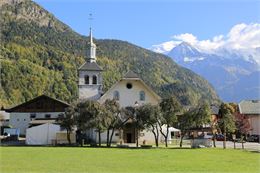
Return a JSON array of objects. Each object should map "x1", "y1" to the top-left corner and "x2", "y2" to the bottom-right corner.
[
  {"x1": 113, "y1": 90, "x2": 120, "y2": 101},
  {"x1": 140, "y1": 91, "x2": 145, "y2": 101},
  {"x1": 93, "y1": 75, "x2": 97, "y2": 84},
  {"x1": 84, "y1": 75, "x2": 89, "y2": 84}
]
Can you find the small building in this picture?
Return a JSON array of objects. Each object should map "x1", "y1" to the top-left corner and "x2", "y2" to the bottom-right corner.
[
  {"x1": 238, "y1": 100, "x2": 260, "y2": 135},
  {"x1": 5, "y1": 95, "x2": 70, "y2": 135},
  {"x1": 26, "y1": 123, "x2": 60, "y2": 145}
]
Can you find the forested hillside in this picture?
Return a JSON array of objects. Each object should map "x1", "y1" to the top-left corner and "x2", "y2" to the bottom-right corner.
[{"x1": 0, "y1": 0, "x2": 219, "y2": 108}]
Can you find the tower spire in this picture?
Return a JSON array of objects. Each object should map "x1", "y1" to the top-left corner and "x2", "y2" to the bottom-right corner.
[
  {"x1": 87, "y1": 13, "x2": 96, "y2": 63},
  {"x1": 90, "y1": 27, "x2": 93, "y2": 44}
]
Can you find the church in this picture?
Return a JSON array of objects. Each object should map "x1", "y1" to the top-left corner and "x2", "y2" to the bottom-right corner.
[
  {"x1": 5, "y1": 28, "x2": 177, "y2": 145},
  {"x1": 78, "y1": 28, "x2": 163, "y2": 144}
]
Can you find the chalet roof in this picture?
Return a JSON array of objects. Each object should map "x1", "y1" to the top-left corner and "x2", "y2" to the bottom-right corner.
[
  {"x1": 5, "y1": 95, "x2": 70, "y2": 113},
  {"x1": 238, "y1": 100, "x2": 260, "y2": 115},
  {"x1": 78, "y1": 62, "x2": 102, "y2": 71},
  {"x1": 123, "y1": 70, "x2": 140, "y2": 79}
]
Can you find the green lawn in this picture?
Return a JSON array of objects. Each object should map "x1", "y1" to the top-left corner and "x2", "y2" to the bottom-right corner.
[{"x1": 1, "y1": 147, "x2": 259, "y2": 173}]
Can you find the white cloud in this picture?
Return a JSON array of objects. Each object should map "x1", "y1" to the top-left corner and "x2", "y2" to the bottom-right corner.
[
  {"x1": 151, "y1": 23, "x2": 260, "y2": 54},
  {"x1": 172, "y1": 33, "x2": 198, "y2": 45},
  {"x1": 150, "y1": 40, "x2": 180, "y2": 54}
]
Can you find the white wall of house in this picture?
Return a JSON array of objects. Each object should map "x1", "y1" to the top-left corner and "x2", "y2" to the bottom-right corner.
[
  {"x1": 249, "y1": 115, "x2": 260, "y2": 135},
  {"x1": 9, "y1": 112, "x2": 64, "y2": 135},
  {"x1": 99, "y1": 79, "x2": 159, "y2": 107},
  {"x1": 98, "y1": 129, "x2": 120, "y2": 143}
]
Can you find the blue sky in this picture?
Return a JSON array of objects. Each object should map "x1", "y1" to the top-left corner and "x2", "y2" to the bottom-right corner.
[{"x1": 34, "y1": 0, "x2": 260, "y2": 49}]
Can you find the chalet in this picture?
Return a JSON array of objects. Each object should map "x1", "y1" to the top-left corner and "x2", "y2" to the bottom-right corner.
[
  {"x1": 5, "y1": 95, "x2": 70, "y2": 135},
  {"x1": 238, "y1": 100, "x2": 260, "y2": 135}
]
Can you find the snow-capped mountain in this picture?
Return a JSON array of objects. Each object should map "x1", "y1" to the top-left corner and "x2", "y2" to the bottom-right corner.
[{"x1": 167, "y1": 42, "x2": 260, "y2": 102}]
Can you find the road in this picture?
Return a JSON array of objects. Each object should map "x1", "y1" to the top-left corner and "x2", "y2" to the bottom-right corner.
[{"x1": 215, "y1": 141, "x2": 260, "y2": 152}]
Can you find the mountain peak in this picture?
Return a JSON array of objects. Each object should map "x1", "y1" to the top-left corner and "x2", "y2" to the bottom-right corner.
[
  {"x1": 167, "y1": 42, "x2": 202, "y2": 63},
  {"x1": 0, "y1": 0, "x2": 71, "y2": 32},
  {"x1": 179, "y1": 41, "x2": 192, "y2": 47},
  {"x1": 176, "y1": 42, "x2": 200, "y2": 53}
]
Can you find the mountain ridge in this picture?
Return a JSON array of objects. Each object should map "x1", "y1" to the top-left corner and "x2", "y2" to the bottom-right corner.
[
  {"x1": 167, "y1": 42, "x2": 260, "y2": 102},
  {"x1": 0, "y1": 0, "x2": 220, "y2": 107}
]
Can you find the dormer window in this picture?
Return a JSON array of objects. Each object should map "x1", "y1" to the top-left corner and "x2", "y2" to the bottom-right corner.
[
  {"x1": 85, "y1": 75, "x2": 89, "y2": 84},
  {"x1": 113, "y1": 90, "x2": 120, "y2": 100},
  {"x1": 93, "y1": 75, "x2": 97, "y2": 84}
]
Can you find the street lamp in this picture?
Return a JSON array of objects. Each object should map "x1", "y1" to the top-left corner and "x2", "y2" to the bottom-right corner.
[{"x1": 134, "y1": 101, "x2": 139, "y2": 147}]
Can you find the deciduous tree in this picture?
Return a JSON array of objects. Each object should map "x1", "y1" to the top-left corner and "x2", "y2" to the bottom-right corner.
[
  {"x1": 103, "y1": 99, "x2": 121, "y2": 147},
  {"x1": 57, "y1": 106, "x2": 76, "y2": 145},
  {"x1": 76, "y1": 100, "x2": 107, "y2": 146},
  {"x1": 159, "y1": 97, "x2": 181, "y2": 147},
  {"x1": 136, "y1": 104, "x2": 161, "y2": 147},
  {"x1": 217, "y1": 103, "x2": 236, "y2": 149}
]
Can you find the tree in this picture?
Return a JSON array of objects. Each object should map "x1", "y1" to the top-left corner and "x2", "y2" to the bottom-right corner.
[
  {"x1": 76, "y1": 100, "x2": 107, "y2": 146},
  {"x1": 176, "y1": 110, "x2": 195, "y2": 147},
  {"x1": 159, "y1": 97, "x2": 181, "y2": 147},
  {"x1": 120, "y1": 105, "x2": 144, "y2": 147},
  {"x1": 217, "y1": 103, "x2": 236, "y2": 149},
  {"x1": 57, "y1": 106, "x2": 76, "y2": 145},
  {"x1": 193, "y1": 103, "x2": 211, "y2": 129},
  {"x1": 103, "y1": 99, "x2": 121, "y2": 147},
  {"x1": 176, "y1": 103, "x2": 211, "y2": 148},
  {"x1": 136, "y1": 104, "x2": 161, "y2": 147},
  {"x1": 231, "y1": 103, "x2": 251, "y2": 149}
]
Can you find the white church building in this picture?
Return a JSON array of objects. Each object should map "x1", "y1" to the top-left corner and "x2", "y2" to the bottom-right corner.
[
  {"x1": 78, "y1": 28, "x2": 178, "y2": 144},
  {"x1": 5, "y1": 27, "x2": 179, "y2": 145}
]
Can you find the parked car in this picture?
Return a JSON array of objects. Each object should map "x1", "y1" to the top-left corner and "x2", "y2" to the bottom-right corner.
[
  {"x1": 247, "y1": 135, "x2": 260, "y2": 143},
  {"x1": 216, "y1": 134, "x2": 225, "y2": 141}
]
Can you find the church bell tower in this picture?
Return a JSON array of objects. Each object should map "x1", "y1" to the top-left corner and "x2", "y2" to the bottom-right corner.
[{"x1": 78, "y1": 27, "x2": 103, "y2": 100}]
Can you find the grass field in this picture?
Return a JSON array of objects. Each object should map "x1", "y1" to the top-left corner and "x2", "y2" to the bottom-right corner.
[{"x1": 1, "y1": 147, "x2": 259, "y2": 173}]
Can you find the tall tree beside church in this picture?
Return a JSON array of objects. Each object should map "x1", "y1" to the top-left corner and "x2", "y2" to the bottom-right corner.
[
  {"x1": 136, "y1": 104, "x2": 161, "y2": 147},
  {"x1": 76, "y1": 100, "x2": 107, "y2": 146},
  {"x1": 103, "y1": 99, "x2": 121, "y2": 147},
  {"x1": 159, "y1": 97, "x2": 181, "y2": 147},
  {"x1": 57, "y1": 106, "x2": 76, "y2": 145},
  {"x1": 217, "y1": 103, "x2": 236, "y2": 149}
]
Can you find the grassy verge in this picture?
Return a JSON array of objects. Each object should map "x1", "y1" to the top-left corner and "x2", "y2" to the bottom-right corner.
[{"x1": 1, "y1": 147, "x2": 259, "y2": 173}]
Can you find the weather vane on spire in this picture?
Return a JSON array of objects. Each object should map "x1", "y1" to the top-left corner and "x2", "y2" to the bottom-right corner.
[{"x1": 88, "y1": 13, "x2": 93, "y2": 29}]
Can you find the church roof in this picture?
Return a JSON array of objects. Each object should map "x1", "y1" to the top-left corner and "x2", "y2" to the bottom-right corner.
[
  {"x1": 123, "y1": 70, "x2": 140, "y2": 79},
  {"x1": 78, "y1": 62, "x2": 103, "y2": 71}
]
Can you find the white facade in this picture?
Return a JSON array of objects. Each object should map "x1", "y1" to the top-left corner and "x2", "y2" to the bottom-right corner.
[
  {"x1": 9, "y1": 112, "x2": 63, "y2": 135},
  {"x1": 96, "y1": 77, "x2": 162, "y2": 144},
  {"x1": 99, "y1": 79, "x2": 160, "y2": 107}
]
